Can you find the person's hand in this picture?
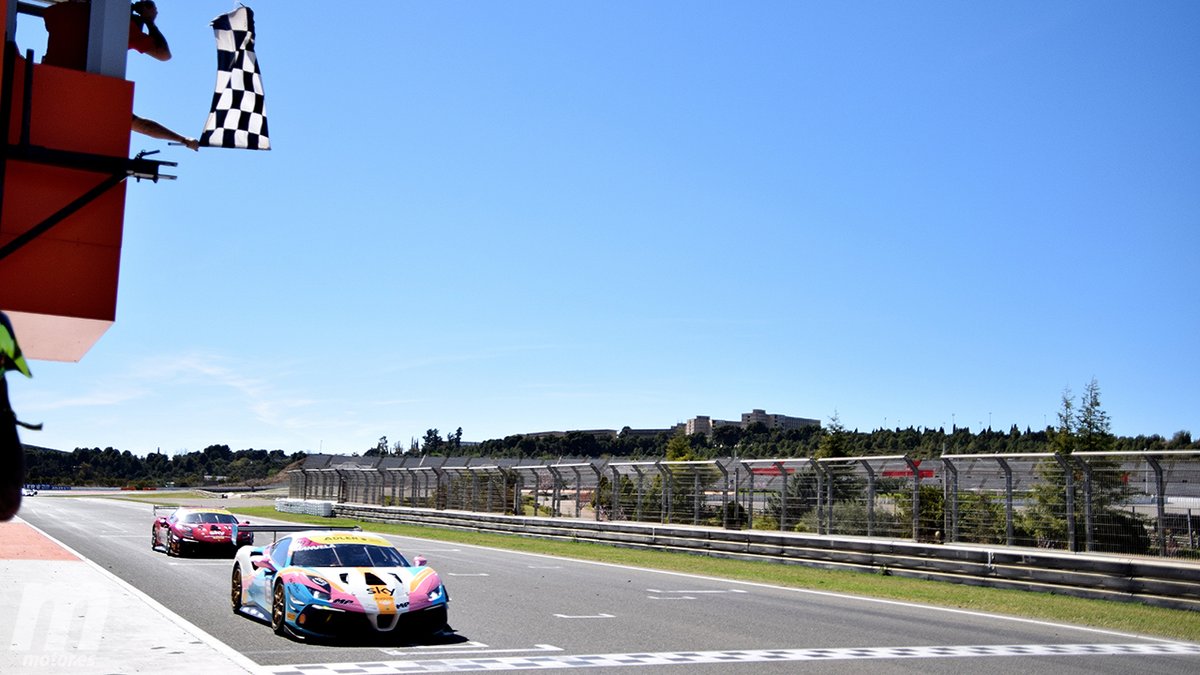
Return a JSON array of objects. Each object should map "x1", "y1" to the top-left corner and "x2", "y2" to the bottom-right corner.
[
  {"x1": 132, "y1": 1, "x2": 157, "y2": 23},
  {"x1": 183, "y1": 138, "x2": 200, "y2": 152}
]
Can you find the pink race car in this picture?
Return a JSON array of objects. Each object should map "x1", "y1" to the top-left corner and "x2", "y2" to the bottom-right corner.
[{"x1": 151, "y1": 506, "x2": 253, "y2": 557}]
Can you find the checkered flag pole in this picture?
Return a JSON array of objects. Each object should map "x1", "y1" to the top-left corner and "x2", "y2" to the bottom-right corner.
[{"x1": 200, "y1": 6, "x2": 271, "y2": 150}]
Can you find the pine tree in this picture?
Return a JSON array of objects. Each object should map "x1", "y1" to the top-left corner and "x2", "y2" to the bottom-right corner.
[{"x1": 1024, "y1": 380, "x2": 1142, "y2": 553}]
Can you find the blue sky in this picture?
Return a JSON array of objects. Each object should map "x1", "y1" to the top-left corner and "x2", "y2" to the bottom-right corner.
[{"x1": 10, "y1": 1, "x2": 1199, "y2": 455}]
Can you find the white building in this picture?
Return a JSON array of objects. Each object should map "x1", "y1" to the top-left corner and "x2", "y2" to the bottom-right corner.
[{"x1": 686, "y1": 409, "x2": 820, "y2": 436}]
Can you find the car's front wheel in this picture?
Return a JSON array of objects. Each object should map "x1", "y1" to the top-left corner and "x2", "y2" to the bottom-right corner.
[
  {"x1": 230, "y1": 566, "x2": 242, "y2": 614},
  {"x1": 271, "y1": 582, "x2": 289, "y2": 637}
]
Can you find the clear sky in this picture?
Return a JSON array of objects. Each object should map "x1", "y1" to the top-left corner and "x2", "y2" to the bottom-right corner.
[{"x1": 9, "y1": 1, "x2": 1199, "y2": 456}]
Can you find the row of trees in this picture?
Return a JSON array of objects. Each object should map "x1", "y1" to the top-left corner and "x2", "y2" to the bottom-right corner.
[
  {"x1": 26, "y1": 380, "x2": 1196, "y2": 493},
  {"x1": 24, "y1": 444, "x2": 305, "y2": 488},
  {"x1": 382, "y1": 393, "x2": 1194, "y2": 462}
]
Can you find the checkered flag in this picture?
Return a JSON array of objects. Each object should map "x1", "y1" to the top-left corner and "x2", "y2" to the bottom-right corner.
[{"x1": 200, "y1": 6, "x2": 270, "y2": 150}]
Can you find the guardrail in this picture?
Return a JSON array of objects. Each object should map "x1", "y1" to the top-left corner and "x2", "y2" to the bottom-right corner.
[{"x1": 319, "y1": 500, "x2": 1200, "y2": 612}]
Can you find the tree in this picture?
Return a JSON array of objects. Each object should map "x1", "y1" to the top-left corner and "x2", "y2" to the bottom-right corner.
[
  {"x1": 1048, "y1": 386, "x2": 1075, "y2": 456},
  {"x1": 712, "y1": 424, "x2": 743, "y2": 449},
  {"x1": 1076, "y1": 378, "x2": 1113, "y2": 455},
  {"x1": 1025, "y1": 380, "x2": 1140, "y2": 553},
  {"x1": 422, "y1": 429, "x2": 443, "y2": 455},
  {"x1": 815, "y1": 412, "x2": 849, "y2": 459},
  {"x1": 364, "y1": 436, "x2": 390, "y2": 457},
  {"x1": 665, "y1": 433, "x2": 692, "y2": 461}
]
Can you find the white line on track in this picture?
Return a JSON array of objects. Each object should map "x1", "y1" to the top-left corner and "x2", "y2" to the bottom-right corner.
[
  {"x1": 553, "y1": 613, "x2": 615, "y2": 619},
  {"x1": 377, "y1": 643, "x2": 562, "y2": 658},
  {"x1": 646, "y1": 588, "x2": 748, "y2": 594}
]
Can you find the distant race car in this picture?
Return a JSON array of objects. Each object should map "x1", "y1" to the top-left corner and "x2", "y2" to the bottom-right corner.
[
  {"x1": 21, "y1": 487, "x2": 37, "y2": 497},
  {"x1": 231, "y1": 530, "x2": 449, "y2": 641},
  {"x1": 151, "y1": 506, "x2": 253, "y2": 557}
]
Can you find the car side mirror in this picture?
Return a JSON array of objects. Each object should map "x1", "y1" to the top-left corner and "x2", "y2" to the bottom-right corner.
[
  {"x1": 413, "y1": 555, "x2": 427, "y2": 567},
  {"x1": 253, "y1": 558, "x2": 276, "y2": 573}
]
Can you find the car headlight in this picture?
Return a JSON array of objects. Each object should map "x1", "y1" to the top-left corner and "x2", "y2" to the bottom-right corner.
[
  {"x1": 427, "y1": 585, "x2": 445, "y2": 602},
  {"x1": 304, "y1": 575, "x2": 332, "y2": 601}
]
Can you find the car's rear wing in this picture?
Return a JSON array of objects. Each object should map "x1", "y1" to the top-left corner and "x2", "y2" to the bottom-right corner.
[
  {"x1": 151, "y1": 505, "x2": 179, "y2": 516},
  {"x1": 232, "y1": 523, "x2": 362, "y2": 542}
]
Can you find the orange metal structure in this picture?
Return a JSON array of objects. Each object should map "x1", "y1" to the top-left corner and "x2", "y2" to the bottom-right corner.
[{"x1": 1, "y1": 0, "x2": 169, "y2": 361}]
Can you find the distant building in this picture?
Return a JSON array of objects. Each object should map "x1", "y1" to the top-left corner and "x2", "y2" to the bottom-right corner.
[
  {"x1": 487, "y1": 411, "x2": 815, "y2": 444},
  {"x1": 740, "y1": 408, "x2": 820, "y2": 431},
  {"x1": 686, "y1": 409, "x2": 820, "y2": 437},
  {"x1": 525, "y1": 429, "x2": 619, "y2": 440},
  {"x1": 685, "y1": 416, "x2": 739, "y2": 436},
  {"x1": 619, "y1": 427, "x2": 680, "y2": 438}
]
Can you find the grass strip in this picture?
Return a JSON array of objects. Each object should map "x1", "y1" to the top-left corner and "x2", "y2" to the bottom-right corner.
[{"x1": 226, "y1": 505, "x2": 1200, "y2": 643}]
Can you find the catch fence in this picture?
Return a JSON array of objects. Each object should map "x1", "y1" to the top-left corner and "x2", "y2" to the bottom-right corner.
[{"x1": 289, "y1": 451, "x2": 1199, "y2": 559}]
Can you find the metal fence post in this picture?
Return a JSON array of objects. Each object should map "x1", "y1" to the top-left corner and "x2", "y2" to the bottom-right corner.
[
  {"x1": 904, "y1": 457, "x2": 920, "y2": 542},
  {"x1": 728, "y1": 459, "x2": 738, "y2": 529},
  {"x1": 431, "y1": 467, "x2": 444, "y2": 510},
  {"x1": 548, "y1": 466, "x2": 563, "y2": 518},
  {"x1": 942, "y1": 458, "x2": 958, "y2": 543},
  {"x1": 996, "y1": 458, "x2": 1014, "y2": 546},
  {"x1": 631, "y1": 465, "x2": 645, "y2": 522},
  {"x1": 775, "y1": 461, "x2": 789, "y2": 532},
  {"x1": 720, "y1": 460, "x2": 733, "y2": 529},
  {"x1": 335, "y1": 469, "x2": 348, "y2": 504},
  {"x1": 610, "y1": 465, "x2": 620, "y2": 520},
  {"x1": 514, "y1": 470, "x2": 523, "y2": 515},
  {"x1": 745, "y1": 462, "x2": 756, "y2": 529},
  {"x1": 571, "y1": 466, "x2": 583, "y2": 519},
  {"x1": 1055, "y1": 455, "x2": 1076, "y2": 552},
  {"x1": 810, "y1": 459, "x2": 822, "y2": 535},
  {"x1": 860, "y1": 460, "x2": 876, "y2": 537},
  {"x1": 657, "y1": 461, "x2": 671, "y2": 524},
  {"x1": 1075, "y1": 457, "x2": 1094, "y2": 552},
  {"x1": 1146, "y1": 457, "x2": 1165, "y2": 556},
  {"x1": 586, "y1": 464, "x2": 601, "y2": 522}
]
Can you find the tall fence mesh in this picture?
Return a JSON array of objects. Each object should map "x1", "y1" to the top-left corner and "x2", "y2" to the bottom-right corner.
[{"x1": 289, "y1": 451, "x2": 1200, "y2": 559}]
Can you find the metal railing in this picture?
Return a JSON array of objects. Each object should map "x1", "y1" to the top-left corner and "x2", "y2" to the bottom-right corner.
[{"x1": 288, "y1": 451, "x2": 1200, "y2": 559}]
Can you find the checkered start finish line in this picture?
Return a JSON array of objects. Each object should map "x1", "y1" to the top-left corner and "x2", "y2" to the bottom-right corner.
[
  {"x1": 266, "y1": 642, "x2": 1200, "y2": 674},
  {"x1": 200, "y1": 6, "x2": 270, "y2": 150}
]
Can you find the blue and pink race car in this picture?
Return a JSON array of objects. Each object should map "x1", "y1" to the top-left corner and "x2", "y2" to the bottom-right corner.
[{"x1": 230, "y1": 530, "x2": 450, "y2": 641}]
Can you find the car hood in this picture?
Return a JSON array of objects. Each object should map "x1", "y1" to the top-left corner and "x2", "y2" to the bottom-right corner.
[{"x1": 282, "y1": 565, "x2": 444, "y2": 614}]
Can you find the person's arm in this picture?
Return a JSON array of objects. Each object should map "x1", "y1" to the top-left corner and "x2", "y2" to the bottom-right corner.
[
  {"x1": 131, "y1": 115, "x2": 199, "y2": 151},
  {"x1": 131, "y1": 1, "x2": 171, "y2": 61}
]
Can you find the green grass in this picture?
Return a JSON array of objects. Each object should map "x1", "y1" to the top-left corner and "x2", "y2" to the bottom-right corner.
[
  {"x1": 225, "y1": 505, "x2": 1200, "y2": 643},
  {"x1": 99, "y1": 491, "x2": 214, "y2": 503}
]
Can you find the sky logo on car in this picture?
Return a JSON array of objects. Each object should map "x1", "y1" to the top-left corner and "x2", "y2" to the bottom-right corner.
[{"x1": 368, "y1": 585, "x2": 396, "y2": 613}]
